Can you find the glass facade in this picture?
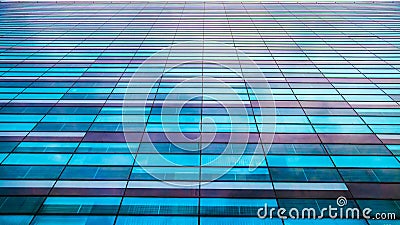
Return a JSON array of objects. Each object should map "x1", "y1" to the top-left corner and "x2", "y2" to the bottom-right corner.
[{"x1": 0, "y1": 1, "x2": 399, "y2": 225}]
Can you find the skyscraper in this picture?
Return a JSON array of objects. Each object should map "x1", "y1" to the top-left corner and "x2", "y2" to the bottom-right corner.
[{"x1": 0, "y1": 1, "x2": 399, "y2": 224}]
